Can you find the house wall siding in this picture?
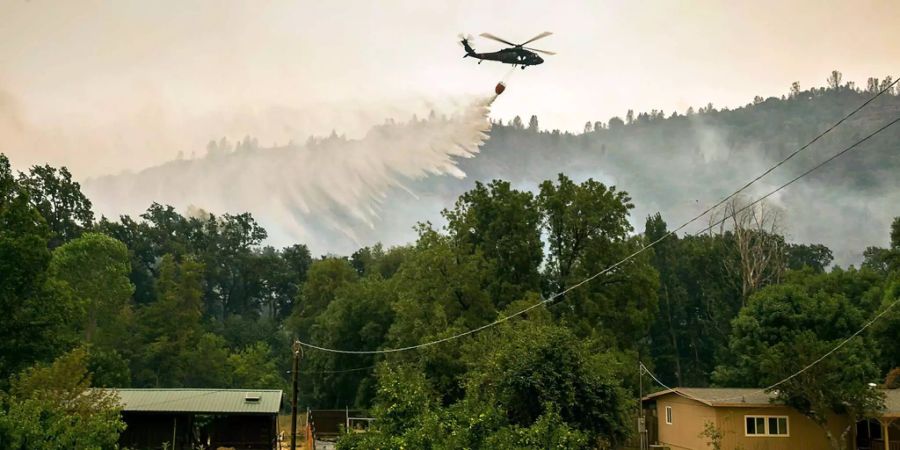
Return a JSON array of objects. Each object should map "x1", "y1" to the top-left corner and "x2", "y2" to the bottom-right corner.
[
  {"x1": 716, "y1": 406, "x2": 850, "y2": 450},
  {"x1": 655, "y1": 396, "x2": 717, "y2": 449},
  {"x1": 652, "y1": 394, "x2": 852, "y2": 450}
]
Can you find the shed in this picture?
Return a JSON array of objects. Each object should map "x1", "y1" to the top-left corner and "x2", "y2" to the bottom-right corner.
[
  {"x1": 306, "y1": 409, "x2": 373, "y2": 450},
  {"x1": 110, "y1": 388, "x2": 282, "y2": 450}
]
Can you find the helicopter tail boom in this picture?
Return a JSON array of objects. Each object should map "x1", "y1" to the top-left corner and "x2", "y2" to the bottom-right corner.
[{"x1": 460, "y1": 37, "x2": 476, "y2": 56}]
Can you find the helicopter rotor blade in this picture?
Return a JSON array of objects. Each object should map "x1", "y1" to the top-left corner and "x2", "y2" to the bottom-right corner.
[
  {"x1": 524, "y1": 46, "x2": 556, "y2": 55},
  {"x1": 520, "y1": 31, "x2": 553, "y2": 46},
  {"x1": 479, "y1": 33, "x2": 516, "y2": 47}
]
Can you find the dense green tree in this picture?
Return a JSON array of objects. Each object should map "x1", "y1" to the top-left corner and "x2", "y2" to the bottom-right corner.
[
  {"x1": 443, "y1": 180, "x2": 543, "y2": 308},
  {"x1": 350, "y1": 244, "x2": 410, "y2": 279},
  {"x1": 17, "y1": 164, "x2": 94, "y2": 248},
  {"x1": 84, "y1": 347, "x2": 132, "y2": 388},
  {"x1": 4, "y1": 139, "x2": 900, "y2": 450},
  {"x1": 714, "y1": 273, "x2": 883, "y2": 450},
  {"x1": 197, "y1": 212, "x2": 268, "y2": 319},
  {"x1": 132, "y1": 254, "x2": 206, "y2": 386},
  {"x1": 644, "y1": 213, "x2": 691, "y2": 386},
  {"x1": 337, "y1": 364, "x2": 443, "y2": 450},
  {"x1": 276, "y1": 243, "x2": 313, "y2": 315},
  {"x1": 539, "y1": 174, "x2": 658, "y2": 346},
  {"x1": 0, "y1": 155, "x2": 71, "y2": 381},
  {"x1": 482, "y1": 407, "x2": 590, "y2": 450},
  {"x1": 383, "y1": 227, "x2": 496, "y2": 403},
  {"x1": 227, "y1": 341, "x2": 283, "y2": 389},
  {"x1": 304, "y1": 276, "x2": 396, "y2": 407},
  {"x1": 388, "y1": 226, "x2": 495, "y2": 345},
  {"x1": 785, "y1": 242, "x2": 834, "y2": 272},
  {"x1": 289, "y1": 257, "x2": 358, "y2": 340},
  {"x1": 339, "y1": 320, "x2": 629, "y2": 450},
  {"x1": 179, "y1": 332, "x2": 230, "y2": 387},
  {"x1": 250, "y1": 245, "x2": 310, "y2": 321},
  {"x1": 48, "y1": 233, "x2": 134, "y2": 343},
  {"x1": 0, "y1": 348, "x2": 125, "y2": 450},
  {"x1": 870, "y1": 281, "x2": 900, "y2": 373},
  {"x1": 99, "y1": 204, "x2": 273, "y2": 319},
  {"x1": 462, "y1": 322, "x2": 630, "y2": 447},
  {"x1": 95, "y1": 215, "x2": 159, "y2": 305},
  {"x1": 862, "y1": 217, "x2": 900, "y2": 274}
]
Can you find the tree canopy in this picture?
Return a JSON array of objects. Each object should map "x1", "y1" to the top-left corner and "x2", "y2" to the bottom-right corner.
[{"x1": 1, "y1": 74, "x2": 899, "y2": 448}]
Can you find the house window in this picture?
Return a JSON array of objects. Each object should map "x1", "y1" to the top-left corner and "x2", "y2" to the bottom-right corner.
[
  {"x1": 769, "y1": 417, "x2": 788, "y2": 435},
  {"x1": 665, "y1": 406, "x2": 672, "y2": 424},
  {"x1": 745, "y1": 415, "x2": 789, "y2": 436}
]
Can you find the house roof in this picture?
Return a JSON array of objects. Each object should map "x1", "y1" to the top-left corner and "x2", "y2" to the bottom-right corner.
[
  {"x1": 885, "y1": 389, "x2": 900, "y2": 417},
  {"x1": 642, "y1": 388, "x2": 778, "y2": 407},
  {"x1": 644, "y1": 388, "x2": 900, "y2": 416},
  {"x1": 107, "y1": 388, "x2": 282, "y2": 414}
]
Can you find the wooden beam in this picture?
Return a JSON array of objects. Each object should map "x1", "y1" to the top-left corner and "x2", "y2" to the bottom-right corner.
[{"x1": 884, "y1": 418, "x2": 890, "y2": 450}]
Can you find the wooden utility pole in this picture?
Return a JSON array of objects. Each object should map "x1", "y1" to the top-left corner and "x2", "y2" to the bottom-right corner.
[
  {"x1": 291, "y1": 339, "x2": 302, "y2": 450},
  {"x1": 639, "y1": 362, "x2": 646, "y2": 450}
]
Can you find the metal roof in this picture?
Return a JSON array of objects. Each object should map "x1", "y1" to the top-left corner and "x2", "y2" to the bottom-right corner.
[{"x1": 107, "y1": 389, "x2": 282, "y2": 414}]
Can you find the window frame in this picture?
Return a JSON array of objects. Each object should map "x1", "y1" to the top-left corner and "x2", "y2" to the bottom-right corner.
[{"x1": 744, "y1": 415, "x2": 790, "y2": 437}]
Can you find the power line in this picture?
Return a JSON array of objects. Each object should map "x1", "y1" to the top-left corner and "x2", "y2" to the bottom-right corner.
[
  {"x1": 297, "y1": 79, "x2": 898, "y2": 355},
  {"x1": 298, "y1": 300, "x2": 549, "y2": 354},
  {"x1": 693, "y1": 117, "x2": 900, "y2": 237},
  {"x1": 640, "y1": 363, "x2": 709, "y2": 404},
  {"x1": 641, "y1": 292, "x2": 900, "y2": 403},
  {"x1": 300, "y1": 365, "x2": 377, "y2": 374}
]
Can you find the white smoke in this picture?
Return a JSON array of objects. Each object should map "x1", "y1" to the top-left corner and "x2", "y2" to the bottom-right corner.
[{"x1": 84, "y1": 95, "x2": 497, "y2": 252}]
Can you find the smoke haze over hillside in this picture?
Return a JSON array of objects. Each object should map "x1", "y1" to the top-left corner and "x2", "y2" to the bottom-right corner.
[
  {"x1": 2, "y1": 1, "x2": 899, "y2": 264},
  {"x1": 83, "y1": 96, "x2": 496, "y2": 253},
  {"x1": 70, "y1": 85, "x2": 900, "y2": 266}
]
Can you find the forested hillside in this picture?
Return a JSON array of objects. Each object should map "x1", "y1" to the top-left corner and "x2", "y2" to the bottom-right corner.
[
  {"x1": 447, "y1": 73, "x2": 900, "y2": 266},
  {"x1": 1, "y1": 73, "x2": 899, "y2": 449},
  {"x1": 82, "y1": 73, "x2": 900, "y2": 266}
]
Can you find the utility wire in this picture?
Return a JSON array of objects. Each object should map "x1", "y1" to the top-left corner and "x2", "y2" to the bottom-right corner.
[
  {"x1": 640, "y1": 362, "x2": 710, "y2": 404},
  {"x1": 300, "y1": 365, "x2": 377, "y2": 374},
  {"x1": 641, "y1": 292, "x2": 900, "y2": 403},
  {"x1": 297, "y1": 78, "x2": 898, "y2": 355},
  {"x1": 693, "y1": 117, "x2": 900, "y2": 236}
]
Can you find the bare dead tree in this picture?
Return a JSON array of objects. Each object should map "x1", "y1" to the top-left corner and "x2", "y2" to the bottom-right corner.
[{"x1": 714, "y1": 197, "x2": 787, "y2": 304}]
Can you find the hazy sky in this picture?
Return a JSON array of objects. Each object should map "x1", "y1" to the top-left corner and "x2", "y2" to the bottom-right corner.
[{"x1": 1, "y1": 0, "x2": 899, "y2": 176}]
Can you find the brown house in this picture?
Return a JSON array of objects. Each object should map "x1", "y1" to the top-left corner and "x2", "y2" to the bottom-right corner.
[{"x1": 641, "y1": 387, "x2": 900, "y2": 450}]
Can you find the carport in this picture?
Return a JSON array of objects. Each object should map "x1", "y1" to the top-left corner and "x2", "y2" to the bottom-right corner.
[{"x1": 111, "y1": 388, "x2": 282, "y2": 450}]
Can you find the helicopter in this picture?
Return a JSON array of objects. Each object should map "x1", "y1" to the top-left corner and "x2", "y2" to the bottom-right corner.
[{"x1": 461, "y1": 31, "x2": 555, "y2": 69}]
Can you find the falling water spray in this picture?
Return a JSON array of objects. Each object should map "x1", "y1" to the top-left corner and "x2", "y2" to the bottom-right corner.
[{"x1": 84, "y1": 91, "x2": 503, "y2": 249}]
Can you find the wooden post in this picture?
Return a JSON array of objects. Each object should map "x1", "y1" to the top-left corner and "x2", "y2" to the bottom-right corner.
[
  {"x1": 884, "y1": 418, "x2": 890, "y2": 450},
  {"x1": 291, "y1": 339, "x2": 302, "y2": 450},
  {"x1": 639, "y1": 362, "x2": 646, "y2": 450}
]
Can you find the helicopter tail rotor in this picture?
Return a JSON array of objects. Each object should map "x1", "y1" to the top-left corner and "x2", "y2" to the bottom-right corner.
[{"x1": 458, "y1": 33, "x2": 476, "y2": 55}]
